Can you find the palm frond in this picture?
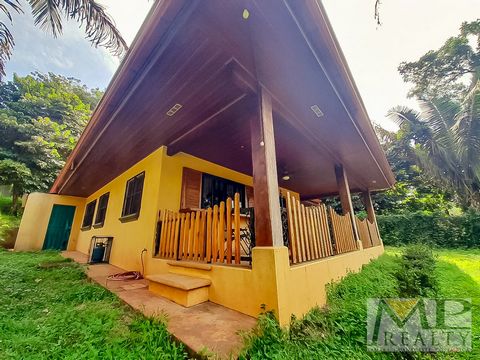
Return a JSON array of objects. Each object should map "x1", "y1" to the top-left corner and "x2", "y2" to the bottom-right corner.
[
  {"x1": 28, "y1": 0, "x2": 127, "y2": 56},
  {"x1": 417, "y1": 99, "x2": 458, "y2": 168},
  {"x1": 28, "y1": 0, "x2": 62, "y2": 36},
  {"x1": 0, "y1": 0, "x2": 23, "y2": 78},
  {"x1": 387, "y1": 106, "x2": 422, "y2": 128},
  {"x1": 452, "y1": 80, "x2": 480, "y2": 183}
]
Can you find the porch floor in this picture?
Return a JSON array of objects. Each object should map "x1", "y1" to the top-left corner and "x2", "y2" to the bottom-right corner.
[{"x1": 61, "y1": 251, "x2": 256, "y2": 359}]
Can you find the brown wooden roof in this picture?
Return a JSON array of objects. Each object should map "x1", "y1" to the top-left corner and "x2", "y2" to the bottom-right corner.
[{"x1": 51, "y1": 0, "x2": 395, "y2": 198}]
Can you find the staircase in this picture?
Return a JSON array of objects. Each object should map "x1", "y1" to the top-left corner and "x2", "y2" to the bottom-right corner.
[{"x1": 146, "y1": 261, "x2": 212, "y2": 307}]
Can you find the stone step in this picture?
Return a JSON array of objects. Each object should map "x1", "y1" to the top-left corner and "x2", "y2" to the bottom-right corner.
[{"x1": 146, "y1": 273, "x2": 211, "y2": 307}]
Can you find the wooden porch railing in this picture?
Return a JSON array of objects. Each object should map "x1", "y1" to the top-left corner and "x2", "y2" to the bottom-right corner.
[
  {"x1": 328, "y1": 208, "x2": 358, "y2": 254},
  {"x1": 367, "y1": 219, "x2": 381, "y2": 247},
  {"x1": 356, "y1": 217, "x2": 373, "y2": 249},
  {"x1": 157, "y1": 193, "x2": 243, "y2": 265},
  {"x1": 286, "y1": 193, "x2": 334, "y2": 264}
]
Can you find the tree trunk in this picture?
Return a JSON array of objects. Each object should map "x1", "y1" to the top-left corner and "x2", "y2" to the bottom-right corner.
[{"x1": 11, "y1": 191, "x2": 19, "y2": 216}]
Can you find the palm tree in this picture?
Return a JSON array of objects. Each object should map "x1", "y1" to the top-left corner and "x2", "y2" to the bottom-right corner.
[
  {"x1": 0, "y1": 0, "x2": 128, "y2": 77},
  {"x1": 387, "y1": 80, "x2": 480, "y2": 209}
]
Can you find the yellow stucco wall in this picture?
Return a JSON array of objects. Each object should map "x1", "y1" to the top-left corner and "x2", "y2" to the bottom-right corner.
[
  {"x1": 15, "y1": 193, "x2": 86, "y2": 251},
  {"x1": 75, "y1": 147, "x2": 165, "y2": 271}
]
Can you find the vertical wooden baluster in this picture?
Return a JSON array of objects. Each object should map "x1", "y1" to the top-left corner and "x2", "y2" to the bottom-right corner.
[
  {"x1": 323, "y1": 205, "x2": 333, "y2": 256},
  {"x1": 226, "y1": 197, "x2": 232, "y2": 264},
  {"x1": 173, "y1": 213, "x2": 180, "y2": 259},
  {"x1": 305, "y1": 207, "x2": 313, "y2": 260},
  {"x1": 218, "y1": 202, "x2": 225, "y2": 263},
  {"x1": 310, "y1": 206, "x2": 321, "y2": 259},
  {"x1": 296, "y1": 198, "x2": 305, "y2": 262},
  {"x1": 310, "y1": 207, "x2": 318, "y2": 259},
  {"x1": 206, "y1": 208, "x2": 212, "y2": 262},
  {"x1": 182, "y1": 213, "x2": 190, "y2": 260},
  {"x1": 159, "y1": 211, "x2": 166, "y2": 257},
  {"x1": 188, "y1": 212, "x2": 195, "y2": 260},
  {"x1": 292, "y1": 197, "x2": 302, "y2": 263},
  {"x1": 314, "y1": 208, "x2": 324, "y2": 258},
  {"x1": 212, "y1": 205, "x2": 218, "y2": 262},
  {"x1": 178, "y1": 213, "x2": 185, "y2": 260},
  {"x1": 164, "y1": 212, "x2": 172, "y2": 257},
  {"x1": 169, "y1": 213, "x2": 177, "y2": 258},
  {"x1": 199, "y1": 210, "x2": 206, "y2": 261},
  {"x1": 193, "y1": 210, "x2": 201, "y2": 260},
  {"x1": 286, "y1": 193, "x2": 297, "y2": 264},
  {"x1": 300, "y1": 204, "x2": 311, "y2": 260},
  {"x1": 234, "y1": 193, "x2": 241, "y2": 265}
]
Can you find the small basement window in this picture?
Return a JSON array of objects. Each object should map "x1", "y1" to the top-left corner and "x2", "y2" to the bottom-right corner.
[
  {"x1": 82, "y1": 200, "x2": 97, "y2": 230},
  {"x1": 93, "y1": 193, "x2": 110, "y2": 228},
  {"x1": 120, "y1": 172, "x2": 145, "y2": 222}
]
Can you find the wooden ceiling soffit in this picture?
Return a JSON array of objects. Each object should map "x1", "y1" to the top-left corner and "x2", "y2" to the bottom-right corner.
[{"x1": 229, "y1": 59, "x2": 375, "y2": 190}]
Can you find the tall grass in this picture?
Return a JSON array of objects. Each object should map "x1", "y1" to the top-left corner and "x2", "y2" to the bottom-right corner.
[{"x1": 240, "y1": 248, "x2": 480, "y2": 359}]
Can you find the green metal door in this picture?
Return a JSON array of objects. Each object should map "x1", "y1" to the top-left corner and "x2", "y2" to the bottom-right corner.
[{"x1": 43, "y1": 205, "x2": 76, "y2": 250}]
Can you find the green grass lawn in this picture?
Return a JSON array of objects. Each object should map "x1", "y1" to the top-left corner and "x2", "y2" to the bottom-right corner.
[
  {"x1": 0, "y1": 250, "x2": 187, "y2": 360},
  {"x1": 2, "y1": 247, "x2": 478, "y2": 359},
  {"x1": 240, "y1": 247, "x2": 480, "y2": 359}
]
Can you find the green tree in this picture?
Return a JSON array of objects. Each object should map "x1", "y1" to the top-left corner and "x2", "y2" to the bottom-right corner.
[
  {"x1": 373, "y1": 125, "x2": 454, "y2": 214},
  {"x1": 0, "y1": 73, "x2": 102, "y2": 212},
  {"x1": 398, "y1": 20, "x2": 480, "y2": 100},
  {"x1": 0, "y1": 0, "x2": 127, "y2": 77},
  {"x1": 0, "y1": 159, "x2": 33, "y2": 215},
  {"x1": 386, "y1": 91, "x2": 480, "y2": 209}
]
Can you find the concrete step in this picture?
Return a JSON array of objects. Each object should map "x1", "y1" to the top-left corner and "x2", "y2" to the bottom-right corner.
[{"x1": 146, "y1": 273, "x2": 211, "y2": 307}]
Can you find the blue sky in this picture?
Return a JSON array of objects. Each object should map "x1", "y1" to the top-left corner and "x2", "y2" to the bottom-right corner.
[
  {"x1": 5, "y1": 0, "x2": 152, "y2": 89},
  {"x1": 5, "y1": 0, "x2": 480, "y2": 129}
]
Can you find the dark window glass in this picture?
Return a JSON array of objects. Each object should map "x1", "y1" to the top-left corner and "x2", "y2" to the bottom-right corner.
[
  {"x1": 82, "y1": 200, "x2": 97, "y2": 229},
  {"x1": 94, "y1": 193, "x2": 110, "y2": 226},
  {"x1": 121, "y1": 172, "x2": 145, "y2": 218},
  {"x1": 201, "y1": 173, "x2": 245, "y2": 209}
]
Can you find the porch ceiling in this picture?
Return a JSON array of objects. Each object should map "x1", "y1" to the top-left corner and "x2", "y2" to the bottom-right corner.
[{"x1": 52, "y1": 0, "x2": 394, "y2": 198}]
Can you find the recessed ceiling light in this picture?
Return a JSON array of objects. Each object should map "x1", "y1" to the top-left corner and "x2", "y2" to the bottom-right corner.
[
  {"x1": 282, "y1": 175, "x2": 290, "y2": 181},
  {"x1": 166, "y1": 103, "x2": 183, "y2": 117},
  {"x1": 310, "y1": 105, "x2": 324, "y2": 118},
  {"x1": 372, "y1": 180, "x2": 377, "y2": 184}
]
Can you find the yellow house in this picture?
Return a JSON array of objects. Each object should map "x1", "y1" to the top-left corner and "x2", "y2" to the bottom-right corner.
[{"x1": 15, "y1": 0, "x2": 395, "y2": 325}]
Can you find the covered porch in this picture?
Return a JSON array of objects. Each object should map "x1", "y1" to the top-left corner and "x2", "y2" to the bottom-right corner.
[{"x1": 46, "y1": 0, "x2": 394, "y2": 323}]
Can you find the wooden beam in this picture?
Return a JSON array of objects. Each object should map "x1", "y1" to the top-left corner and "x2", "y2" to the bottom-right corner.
[
  {"x1": 334, "y1": 164, "x2": 360, "y2": 243},
  {"x1": 250, "y1": 87, "x2": 283, "y2": 247}
]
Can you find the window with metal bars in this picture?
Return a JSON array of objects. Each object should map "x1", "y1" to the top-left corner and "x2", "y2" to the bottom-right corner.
[{"x1": 120, "y1": 172, "x2": 145, "y2": 221}]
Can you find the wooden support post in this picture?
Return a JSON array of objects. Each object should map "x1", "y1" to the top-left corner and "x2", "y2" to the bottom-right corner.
[
  {"x1": 250, "y1": 87, "x2": 283, "y2": 247},
  {"x1": 334, "y1": 164, "x2": 360, "y2": 244},
  {"x1": 362, "y1": 189, "x2": 381, "y2": 241}
]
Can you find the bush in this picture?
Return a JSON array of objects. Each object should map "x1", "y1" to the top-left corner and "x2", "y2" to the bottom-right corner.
[
  {"x1": 377, "y1": 210, "x2": 480, "y2": 248},
  {"x1": 395, "y1": 245, "x2": 438, "y2": 297}
]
